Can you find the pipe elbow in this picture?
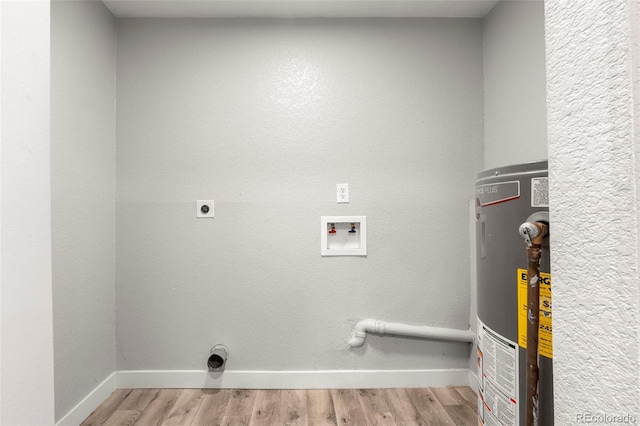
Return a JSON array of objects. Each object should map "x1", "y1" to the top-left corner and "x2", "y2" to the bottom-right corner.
[
  {"x1": 354, "y1": 319, "x2": 376, "y2": 332},
  {"x1": 347, "y1": 319, "x2": 377, "y2": 348},
  {"x1": 347, "y1": 329, "x2": 367, "y2": 347}
]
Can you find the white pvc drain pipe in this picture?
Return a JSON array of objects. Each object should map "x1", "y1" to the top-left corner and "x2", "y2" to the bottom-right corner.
[{"x1": 346, "y1": 319, "x2": 475, "y2": 348}]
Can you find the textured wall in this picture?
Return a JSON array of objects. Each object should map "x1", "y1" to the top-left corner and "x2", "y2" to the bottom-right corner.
[
  {"x1": 116, "y1": 18, "x2": 483, "y2": 372},
  {"x1": 51, "y1": 0, "x2": 117, "y2": 420},
  {"x1": 0, "y1": 1, "x2": 55, "y2": 424},
  {"x1": 483, "y1": 0, "x2": 547, "y2": 169},
  {"x1": 546, "y1": 0, "x2": 640, "y2": 422}
]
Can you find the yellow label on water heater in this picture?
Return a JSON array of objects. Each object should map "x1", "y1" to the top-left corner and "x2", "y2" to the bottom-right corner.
[{"x1": 517, "y1": 269, "x2": 552, "y2": 358}]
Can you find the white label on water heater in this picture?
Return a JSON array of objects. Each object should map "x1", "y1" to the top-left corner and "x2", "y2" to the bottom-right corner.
[
  {"x1": 477, "y1": 318, "x2": 519, "y2": 426},
  {"x1": 531, "y1": 177, "x2": 549, "y2": 207}
]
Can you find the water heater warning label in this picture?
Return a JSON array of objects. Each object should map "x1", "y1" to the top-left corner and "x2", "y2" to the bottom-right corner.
[
  {"x1": 517, "y1": 269, "x2": 553, "y2": 358},
  {"x1": 531, "y1": 177, "x2": 549, "y2": 207},
  {"x1": 477, "y1": 319, "x2": 519, "y2": 426}
]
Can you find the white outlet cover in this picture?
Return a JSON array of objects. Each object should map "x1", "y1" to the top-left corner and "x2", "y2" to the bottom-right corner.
[
  {"x1": 197, "y1": 200, "x2": 215, "y2": 218},
  {"x1": 337, "y1": 183, "x2": 349, "y2": 203}
]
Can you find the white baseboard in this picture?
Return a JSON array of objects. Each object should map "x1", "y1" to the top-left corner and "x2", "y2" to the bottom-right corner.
[
  {"x1": 56, "y1": 372, "x2": 117, "y2": 426},
  {"x1": 116, "y1": 368, "x2": 472, "y2": 389},
  {"x1": 467, "y1": 369, "x2": 478, "y2": 391},
  {"x1": 57, "y1": 368, "x2": 473, "y2": 424}
]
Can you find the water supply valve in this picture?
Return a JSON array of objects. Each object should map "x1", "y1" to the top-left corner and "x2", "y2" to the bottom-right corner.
[
  {"x1": 518, "y1": 215, "x2": 549, "y2": 426},
  {"x1": 519, "y1": 222, "x2": 547, "y2": 247}
]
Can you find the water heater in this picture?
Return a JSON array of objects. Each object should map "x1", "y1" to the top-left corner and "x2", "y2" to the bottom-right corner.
[{"x1": 475, "y1": 161, "x2": 552, "y2": 425}]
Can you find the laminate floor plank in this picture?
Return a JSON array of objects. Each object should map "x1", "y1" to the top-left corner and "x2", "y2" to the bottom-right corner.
[
  {"x1": 278, "y1": 389, "x2": 307, "y2": 426},
  {"x1": 385, "y1": 388, "x2": 427, "y2": 426},
  {"x1": 220, "y1": 415, "x2": 253, "y2": 426},
  {"x1": 161, "y1": 388, "x2": 207, "y2": 426},
  {"x1": 453, "y1": 386, "x2": 478, "y2": 413},
  {"x1": 135, "y1": 389, "x2": 182, "y2": 426},
  {"x1": 80, "y1": 389, "x2": 131, "y2": 426},
  {"x1": 306, "y1": 389, "x2": 337, "y2": 426},
  {"x1": 117, "y1": 389, "x2": 160, "y2": 411},
  {"x1": 357, "y1": 389, "x2": 395, "y2": 426},
  {"x1": 191, "y1": 389, "x2": 233, "y2": 426},
  {"x1": 431, "y1": 387, "x2": 466, "y2": 406},
  {"x1": 81, "y1": 386, "x2": 478, "y2": 426},
  {"x1": 249, "y1": 389, "x2": 283, "y2": 426},
  {"x1": 329, "y1": 389, "x2": 367, "y2": 426},
  {"x1": 440, "y1": 403, "x2": 478, "y2": 426},
  {"x1": 102, "y1": 409, "x2": 141, "y2": 426},
  {"x1": 220, "y1": 389, "x2": 258, "y2": 426},
  {"x1": 405, "y1": 388, "x2": 456, "y2": 426}
]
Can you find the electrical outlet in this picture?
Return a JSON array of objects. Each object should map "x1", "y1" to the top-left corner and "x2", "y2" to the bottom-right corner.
[
  {"x1": 197, "y1": 200, "x2": 215, "y2": 218},
  {"x1": 337, "y1": 184, "x2": 349, "y2": 203}
]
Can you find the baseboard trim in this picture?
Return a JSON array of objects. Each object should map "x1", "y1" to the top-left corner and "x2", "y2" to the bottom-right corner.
[
  {"x1": 116, "y1": 368, "x2": 472, "y2": 389},
  {"x1": 56, "y1": 372, "x2": 117, "y2": 426},
  {"x1": 467, "y1": 369, "x2": 478, "y2": 391}
]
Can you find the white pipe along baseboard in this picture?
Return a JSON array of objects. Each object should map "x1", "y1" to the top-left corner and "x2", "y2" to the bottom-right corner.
[{"x1": 347, "y1": 319, "x2": 475, "y2": 347}]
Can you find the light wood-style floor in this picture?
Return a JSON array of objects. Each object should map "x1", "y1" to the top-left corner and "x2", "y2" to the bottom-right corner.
[{"x1": 81, "y1": 387, "x2": 478, "y2": 426}]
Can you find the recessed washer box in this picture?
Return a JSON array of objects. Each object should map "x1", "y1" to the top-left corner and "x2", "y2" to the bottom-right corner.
[{"x1": 321, "y1": 216, "x2": 367, "y2": 256}]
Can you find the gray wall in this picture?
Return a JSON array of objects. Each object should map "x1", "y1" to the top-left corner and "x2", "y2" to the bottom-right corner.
[
  {"x1": 51, "y1": 0, "x2": 117, "y2": 420},
  {"x1": 483, "y1": 0, "x2": 547, "y2": 169},
  {"x1": 116, "y1": 18, "x2": 483, "y2": 371}
]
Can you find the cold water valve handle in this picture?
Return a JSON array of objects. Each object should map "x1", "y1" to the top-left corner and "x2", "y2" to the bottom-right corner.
[{"x1": 519, "y1": 222, "x2": 547, "y2": 247}]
